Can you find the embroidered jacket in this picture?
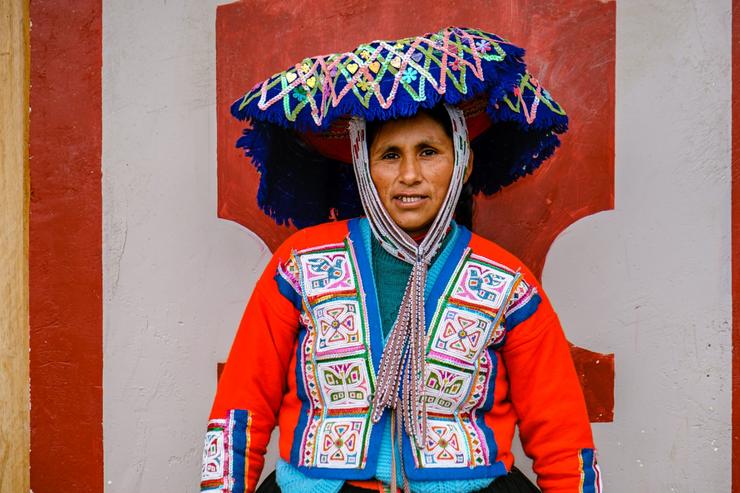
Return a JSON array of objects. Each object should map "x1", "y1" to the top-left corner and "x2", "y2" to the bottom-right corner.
[{"x1": 201, "y1": 219, "x2": 600, "y2": 493}]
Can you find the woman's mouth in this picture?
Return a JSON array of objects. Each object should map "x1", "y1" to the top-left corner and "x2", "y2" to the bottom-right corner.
[{"x1": 393, "y1": 194, "x2": 428, "y2": 207}]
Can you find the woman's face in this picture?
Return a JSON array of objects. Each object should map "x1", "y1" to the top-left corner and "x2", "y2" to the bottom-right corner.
[{"x1": 369, "y1": 112, "x2": 464, "y2": 237}]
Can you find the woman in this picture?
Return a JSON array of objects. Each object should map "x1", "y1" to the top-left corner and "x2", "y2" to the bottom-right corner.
[{"x1": 200, "y1": 27, "x2": 601, "y2": 493}]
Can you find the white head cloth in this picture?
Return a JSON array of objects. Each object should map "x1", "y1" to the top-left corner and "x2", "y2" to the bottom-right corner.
[{"x1": 348, "y1": 105, "x2": 470, "y2": 492}]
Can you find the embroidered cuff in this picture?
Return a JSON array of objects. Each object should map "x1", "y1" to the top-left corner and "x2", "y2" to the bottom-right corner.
[{"x1": 201, "y1": 409, "x2": 252, "y2": 492}]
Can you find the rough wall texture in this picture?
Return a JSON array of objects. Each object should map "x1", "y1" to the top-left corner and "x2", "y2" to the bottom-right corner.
[
  {"x1": 101, "y1": 1, "x2": 732, "y2": 492},
  {"x1": 102, "y1": 1, "x2": 272, "y2": 491},
  {"x1": 29, "y1": 1, "x2": 103, "y2": 492},
  {"x1": 539, "y1": 1, "x2": 733, "y2": 490}
]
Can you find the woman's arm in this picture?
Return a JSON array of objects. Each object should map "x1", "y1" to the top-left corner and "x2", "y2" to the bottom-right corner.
[
  {"x1": 201, "y1": 239, "x2": 301, "y2": 493},
  {"x1": 501, "y1": 272, "x2": 602, "y2": 493}
]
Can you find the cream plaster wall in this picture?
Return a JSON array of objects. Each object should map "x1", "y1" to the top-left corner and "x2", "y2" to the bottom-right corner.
[
  {"x1": 102, "y1": 1, "x2": 275, "y2": 490},
  {"x1": 102, "y1": 0, "x2": 733, "y2": 491},
  {"x1": 543, "y1": 1, "x2": 732, "y2": 490}
]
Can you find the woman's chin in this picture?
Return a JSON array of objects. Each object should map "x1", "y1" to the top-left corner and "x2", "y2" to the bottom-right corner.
[{"x1": 390, "y1": 215, "x2": 434, "y2": 237}]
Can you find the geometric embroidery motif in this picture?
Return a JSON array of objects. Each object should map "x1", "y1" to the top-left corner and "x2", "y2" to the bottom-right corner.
[
  {"x1": 201, "y1": 422, "x2": 226, "y2": 486},
  {"x1": 423, "y1": 364, "x2": 473, "y2": 412},
  {"x1": 505, "y1": 276, "x2": 536, "y2": 317},
  {"x1": 235, "y1": 28, "x2": 533, "y2": 128},
  {"x1": 316, "y1": 358, "x2": 372, "y2": 409},
  {"x1": 316, "y1": 418, "x2": 367, "y2": 468},
  {"x1": 300, "y1": 414, "x2": 322, "y2": 467},
  {"x1": 277, "y1": 254, "x2": 302, "y2": 295},
  {"x1": 449, "y1": 257, "x2": 517, "y2": 313},
  {"x1": 429, "y1": 306, "x2": 499, "y2": 366},
  {"x1": 313, "y1": 299, "x2": 365, "y2": 358},
  {"x1": 200, "y1": 410, "x2": 251, "y2": 492},
  {"x1": 421, "y1": 419, "x2": 470, "y2": 468},
  {"x1": 300, "y1": 250, "x2": 356, "y2": 298},
  {"x1": 458, "y1": 352, "x2": 492, "y2": 414},
  {"x1": 461, "y1": 417, "x2": 490, "y2": 466}
]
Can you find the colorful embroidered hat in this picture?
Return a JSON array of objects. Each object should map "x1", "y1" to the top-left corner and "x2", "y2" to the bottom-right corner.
[{"x1": 232, "y1": 27, "x2": 568, "y2": 228}]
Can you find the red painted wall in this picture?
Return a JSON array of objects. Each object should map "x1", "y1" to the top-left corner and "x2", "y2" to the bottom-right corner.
[
  {"x1": 216, "y1": 0, "x2": 615, "y2": 421},
  {"x1": 29, "y1": 2, "x2": 103, "y2": 491}
]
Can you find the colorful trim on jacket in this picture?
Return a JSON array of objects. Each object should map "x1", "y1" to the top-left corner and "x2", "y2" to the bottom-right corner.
[
  {"x1": 201, "y1": 409, "x2": 252, "y2": 492},
  {"x1": 578, "y1": 448, "x2": 603, "y2": 493}
]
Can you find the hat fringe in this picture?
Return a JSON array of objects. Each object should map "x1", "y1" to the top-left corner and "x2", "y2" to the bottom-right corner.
[{"x1": 237, "y1": 122, "x2": 362, "y2": 228}]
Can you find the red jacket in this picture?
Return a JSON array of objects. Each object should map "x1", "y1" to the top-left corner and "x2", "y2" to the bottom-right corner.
[{"x1": 201, "y1": 218, "x2": 601, "y2": 493}]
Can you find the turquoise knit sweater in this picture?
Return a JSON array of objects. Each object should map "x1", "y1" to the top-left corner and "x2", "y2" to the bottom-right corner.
[{"x1": 275, "y1": 219, "x2": 494, "y2": 493}]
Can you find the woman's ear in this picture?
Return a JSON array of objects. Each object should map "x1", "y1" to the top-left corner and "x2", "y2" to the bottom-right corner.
[{"x1": 463, "y1": 149, "x2": 474, "y2": 183}]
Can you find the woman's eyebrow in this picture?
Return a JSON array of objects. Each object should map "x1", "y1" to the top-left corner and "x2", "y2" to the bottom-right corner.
[
  {"x1": 415, "y1": 138, "x2": 444, "y2": 147},
  {"x1": 371, "y1": 143, "x2": 401, "y2": 155},
  {"x1": 373, "y1": 137, "x2": 445, "y2": 152}
]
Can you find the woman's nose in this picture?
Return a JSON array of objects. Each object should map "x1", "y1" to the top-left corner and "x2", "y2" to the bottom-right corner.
[{"x1": 398, "y1": 156, "x2": 422, "y2": 185}]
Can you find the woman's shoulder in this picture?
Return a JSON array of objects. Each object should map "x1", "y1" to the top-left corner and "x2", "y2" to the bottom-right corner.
[
  {"x1": 274, "y1": 219, "x2": 354, "y2": 255},
  {"x1": 466, "y1": 229, "x2": 534, "y2": 278}
]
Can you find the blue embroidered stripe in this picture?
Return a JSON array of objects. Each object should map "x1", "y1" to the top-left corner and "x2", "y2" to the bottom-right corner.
[
  {"x1": 579, "y1": 448, "x2": 600, "y2": 493},
  {"x1": 290, "y1": 326, "x2": 311, "y2": 466},
  {"x1": 505, "y1": 293, "x2": 541, "y2": 331},
  {"x1": 275, "y1": 273, "x2": 302, "y2": 311},
  {"x1": 230, "y1": 409, "x2": 251, "y2": 493}
]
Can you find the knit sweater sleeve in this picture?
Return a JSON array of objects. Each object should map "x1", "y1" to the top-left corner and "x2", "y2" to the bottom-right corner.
[
  {"x1": 200, "y1": 236, "x2": 302, "y2": 493},
  {"x1": 500, "y1": 268, "x2": 602, "y2": 493}
]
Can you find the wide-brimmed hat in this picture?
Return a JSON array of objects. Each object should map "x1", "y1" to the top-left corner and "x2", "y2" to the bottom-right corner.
[{"x1": 231, "y1": 27, "x2": 568, "y2": 228}]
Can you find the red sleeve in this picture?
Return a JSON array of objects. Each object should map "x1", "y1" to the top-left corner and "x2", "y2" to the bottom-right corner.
[
  {"x1": 200, "y1": 236, "x2": 302, "y2": 493},
  {"x1": 501, "y1": 270, "x2": 602, "y2": 493}
]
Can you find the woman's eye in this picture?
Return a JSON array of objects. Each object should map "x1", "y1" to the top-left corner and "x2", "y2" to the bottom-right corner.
[
  {"x1": 421, "y1": 148, "x2": 437, "y2": 156},
  {"x1": 381, "y1": 152, "x2": 399, "y2": 160}
]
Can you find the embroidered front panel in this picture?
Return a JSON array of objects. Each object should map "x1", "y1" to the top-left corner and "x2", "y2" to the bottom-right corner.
[
  {"x1": 316, "y1": 417, "x2": 369, "y2": 468},
  {"x1": 448, "y1": 254, "x2": 519, "y2": 314},
  {"x1": 294, "y1": 241, "x2": 375, "y2": 470},
  {"x1": 421, "y1": 418, "x2": 471, "y2": 468},
  {"x1": 299, "y1": 248, "x2": 356, "y2": 298},
  {"x1": 317, "y1": 357, "x2": 373, "y2": 408},
  {"x1": 314, "y1": 299, "x2": 365, "y2": 358},
  {"x1": 423, "y1": 363, "x2": 474, "y2": 413},
  {"x1": 415, "y1": 250, "x2": 521, "y2": 469}
]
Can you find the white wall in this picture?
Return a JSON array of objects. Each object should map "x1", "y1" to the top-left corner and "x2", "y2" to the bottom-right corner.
[
  {"x1": 102, "y1": 1, "x2": 733, "y2": 491},
  {"x1": 102, "y1": 1, "x2": 273, "y2": 490},
  {"x1": 543, "y1": 1, "x2": 732, "y2": 491}
]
